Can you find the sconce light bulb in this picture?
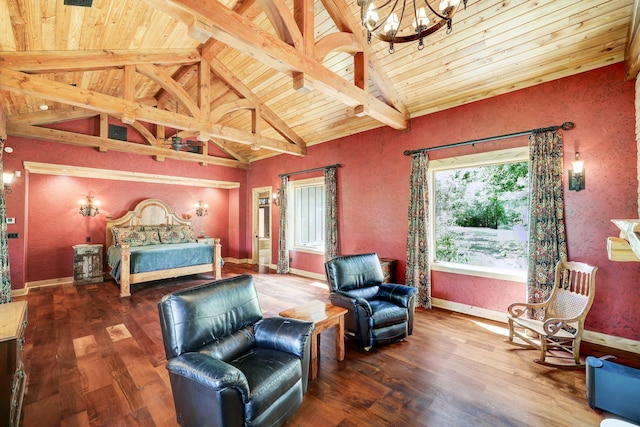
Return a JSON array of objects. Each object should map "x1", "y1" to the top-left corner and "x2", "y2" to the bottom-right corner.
[{"x1": 572, "y1": 158, "x2": 584, "y2": 175}]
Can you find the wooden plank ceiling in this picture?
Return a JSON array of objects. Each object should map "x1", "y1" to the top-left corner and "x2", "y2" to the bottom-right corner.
[{"x1": 0, "y1": 0, "x2": 635, "y2": 169}]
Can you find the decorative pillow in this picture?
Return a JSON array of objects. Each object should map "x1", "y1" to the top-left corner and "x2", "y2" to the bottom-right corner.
[
  {"x1": 112, "y1": 227, "x2": 150, "y2": 247},
  {"x1": 127, "y1": 230, "x2": 150, "y2": 247},
  {"x1": 172, "y1": 225, "x2": 196, "y2": 242},
  {"x1": 112, "y1": 226, "x2": 147, "y2": 246},
  {"x1": 112, "y1": 227, "x2": 131, "y2": 247},
  {"x1": 145, "y1": 230, "x2": 161, "y2": 245},
  {"x1": 159, "y1": 229, "x2": 188, "y2": 244},
  {"x1": 143, "y1": 225, "x2": 168, "y2": 234}
]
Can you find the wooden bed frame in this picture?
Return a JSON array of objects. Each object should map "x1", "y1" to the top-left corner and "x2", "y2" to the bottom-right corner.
[{"x1": 106, "y1": 199, "x2": 222, "y2": 297}]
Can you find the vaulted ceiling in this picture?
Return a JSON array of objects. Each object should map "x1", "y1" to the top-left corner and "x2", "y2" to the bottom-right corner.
[{"x1": 0, "y1": 0, "x2": 637, "y2": 169}]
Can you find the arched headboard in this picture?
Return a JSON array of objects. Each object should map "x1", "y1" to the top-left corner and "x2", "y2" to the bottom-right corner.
[{"x1": 106, "y1": 199, "x2": 191, "y2": 248}]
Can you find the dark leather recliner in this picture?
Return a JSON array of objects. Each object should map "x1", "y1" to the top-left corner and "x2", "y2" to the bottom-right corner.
[
  {"x1": 158, "y1": 274, "x2": 314, "y2": 427},
  {"x1": 325, "y1": 253, "x2": 418, "y2": 351}
]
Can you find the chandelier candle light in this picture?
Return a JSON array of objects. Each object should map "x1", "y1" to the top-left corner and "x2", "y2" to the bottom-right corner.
[
  {"x1": 195, "y1": 201, "x2": 209, "y2": 217},
  {"x1": 359, "y1": 0, "x2": 468, "y2": 53},
  {"x1": 78, "y1": 194, "x2": 100, "y2": 217}
]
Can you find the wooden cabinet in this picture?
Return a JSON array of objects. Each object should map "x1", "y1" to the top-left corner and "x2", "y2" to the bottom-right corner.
[
  {"x1": 379, "y1": 258, "x2": 397, "y2": 283},
  {"x1": 0, "y1": 301, "x2": 28, "y2": 427},
  {"x1": 73, "y1": 244, "x2": 103, "y2": 285}
]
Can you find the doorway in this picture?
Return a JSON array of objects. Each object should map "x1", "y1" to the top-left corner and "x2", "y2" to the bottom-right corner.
[{"x1": 252, "y1": 187, "x2": 272, "y2": 269}]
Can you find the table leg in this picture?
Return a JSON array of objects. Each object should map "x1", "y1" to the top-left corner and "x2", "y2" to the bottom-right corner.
[
  {"x1": 310, "y1": 330, "x2": 318, "y2": 380},
  {"x1": 336, "y1": 314, "x2": 345, "y2": 361}
]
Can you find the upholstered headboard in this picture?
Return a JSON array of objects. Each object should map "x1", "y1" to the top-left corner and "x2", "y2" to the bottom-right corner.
[{"x1": 105, "y1": 199, "x2": 191, "y2": 248}]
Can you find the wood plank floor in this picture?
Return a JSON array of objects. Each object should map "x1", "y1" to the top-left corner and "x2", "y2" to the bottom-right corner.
[{"x1": 14, "y1": 264, "x2": 640, "y2": 427}]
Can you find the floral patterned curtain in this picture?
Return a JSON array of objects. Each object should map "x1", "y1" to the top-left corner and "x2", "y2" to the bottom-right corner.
[
  {"x1": 527, "y1": 130, "x2": 567, "y2": 309},
  {"x1": 324, "y1": 167, "x2": 338, "y2": 260},
  {"x1": 0, "y1": 138, "x2": 11, "y2": 303},
  {"x1": 406, "y1": 152, "x2": 431, "y2": 308},
  {"x1": 276, "y1": 175, "x2": 290, "y2": 274}
]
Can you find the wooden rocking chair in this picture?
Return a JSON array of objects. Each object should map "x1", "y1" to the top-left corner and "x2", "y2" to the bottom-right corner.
[{"x1": 507, "y1": 260, "x2": 598, "y2": 367}]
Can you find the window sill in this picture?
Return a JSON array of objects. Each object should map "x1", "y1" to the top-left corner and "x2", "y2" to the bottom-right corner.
[
  {"x1": 431, "y1": 262, "x2": 527, "y2": 283},
  {"x1": 290, "y1": 247, "x2": 324, "y2": 255}
]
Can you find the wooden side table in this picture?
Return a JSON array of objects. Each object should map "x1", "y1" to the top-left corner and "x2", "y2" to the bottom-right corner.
[
  {"x1": 379, "y1": 258, "x2": 397, "y2": 283},
  {"x1": 73, "y1": 244, "x2": 103, "y2": 285},
  {"x1": 196, "y1": 237, "x2": 216, "y2": 245},
  {"x1": 279, "y1": 300, "x2": 347, "y2": 380}
]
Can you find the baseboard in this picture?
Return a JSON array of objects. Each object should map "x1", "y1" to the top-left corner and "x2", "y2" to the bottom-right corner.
[
  {"x1": 232, "y1": 262, "x2": 327, "y2": 281},
  {"x1": 223, "y1": 257, "x2": 252, "y2": 264},
  {"x1": 285, "y1": 267, "x2": 326, "y2": 281},
  {"x1": 11, "y1": 288, "x2": 28, "y2": 297},
  {"x1": 432, "y1": 298, "x2": 508, "y2": 323},
  {"x1": 26, "y1": 276, "x2": 74, "y2": 289},
  {"x1": 432, "y1": 298, "x2": 640, "y2": 355}
]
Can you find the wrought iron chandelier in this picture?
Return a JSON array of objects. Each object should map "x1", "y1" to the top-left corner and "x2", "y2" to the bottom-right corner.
[{"x1": 358, "y1": 0, "x2": 468, "y2": 53}]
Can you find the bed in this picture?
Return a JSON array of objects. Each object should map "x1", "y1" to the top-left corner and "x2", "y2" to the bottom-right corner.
[{"x1": 106, "y1": 199, "x2": 222, "y2": 297}]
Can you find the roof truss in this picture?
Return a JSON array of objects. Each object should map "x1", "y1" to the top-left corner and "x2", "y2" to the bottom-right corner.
[{"x1": 0, "y1": 0, "x2": 408, "y2": 167}]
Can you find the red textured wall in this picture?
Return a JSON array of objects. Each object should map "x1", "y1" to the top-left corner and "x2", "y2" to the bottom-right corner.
[{"x1": 247, "y1": 63, "x2": 639, "y2": 341}]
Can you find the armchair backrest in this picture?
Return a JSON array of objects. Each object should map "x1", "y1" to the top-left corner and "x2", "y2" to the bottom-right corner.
[
  {"x1": 546, "y1": 261, "x2": 597, "y2": 326},
  {"x1": 325, "y1": 253, "x2": 384, "y2": 293},
  {"x1": 158, "y1": 274, "x2": 263, "y2": 360}
]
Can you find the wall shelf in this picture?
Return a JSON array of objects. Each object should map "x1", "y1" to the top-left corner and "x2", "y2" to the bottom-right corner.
[{"x1": 608, "y1": 220, "x2": 640, "y2": 262}]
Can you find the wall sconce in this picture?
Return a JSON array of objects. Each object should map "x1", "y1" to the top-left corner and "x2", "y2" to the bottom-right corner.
[
  {"x1": 3, "y1": 173, "x2": 13, "y2": 194},
  {"x1": 272, "y1": 189, "x2": 281, "y2": 206},
  {"x1": 195, "y1": 201, "x2": 209, "y2": 217},
  {"x1": 568, "y1": 152, "x2": 585, "y2": 191},
  {"x1": 78, "y1": 194, "x2": 101, "y2": 217}
]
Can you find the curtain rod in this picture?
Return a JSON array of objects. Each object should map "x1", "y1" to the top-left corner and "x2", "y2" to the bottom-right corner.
[
  {"x1": 403, "y1": 122, "x2": 575, "y2": 156},
  {"x1": 279, "y1": 163, "x2": 340, "y2": 178}
]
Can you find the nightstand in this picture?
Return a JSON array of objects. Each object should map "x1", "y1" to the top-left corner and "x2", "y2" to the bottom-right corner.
[
  {"x1": 196, "y1": 237, "x2": 216, "y2": 245},
  {"x1": 73, "y1": 244, "x2": 103, "y2": 285},
  {"x1": 379, "y1": 258, "x2": 397, "y2": 283}
]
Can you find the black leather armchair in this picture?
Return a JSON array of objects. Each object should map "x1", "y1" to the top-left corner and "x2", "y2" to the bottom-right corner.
[
  {"x1": 325, "y1": 253, "x2": 418, "y2": 351},
  {"x1": 158, "y1": 274, "x2": 314, "y2": 427}
]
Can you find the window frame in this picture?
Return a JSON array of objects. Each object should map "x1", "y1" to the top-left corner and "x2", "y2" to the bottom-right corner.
[
  {"x1": 288, "y1": 176, "x2": 326, "y2": 255},
  {"x1": 428, "y1": 147, "x2": 529, "y2": 282}
]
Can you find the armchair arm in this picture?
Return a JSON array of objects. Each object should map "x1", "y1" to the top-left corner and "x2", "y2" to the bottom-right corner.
[
  {"x1": 254, "y1": 317, "x2": 314, "y2": 359},
  {"x1": 507, "y1": 301, "x2": 548, "y2": 318},
  {"x1": 543, "y1": 317, "x2": 580, "y2": 336},
  {"x1": 166, "y1": 352, "x2": 250, "y2": 400},
  {"x1": 330, "y1": 291, "x2": 372, "y2": 316},
  {"x1": 378, "y1": 284, "x2": 418, "y2": 308}
]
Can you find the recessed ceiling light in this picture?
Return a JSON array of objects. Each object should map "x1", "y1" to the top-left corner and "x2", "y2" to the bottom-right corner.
[
  {"x1": 39, "y1": 104, "x2": 49, "y2": 110},
  {"x1": 4, "y1": 147, "x2": 13, "y2": 153}
]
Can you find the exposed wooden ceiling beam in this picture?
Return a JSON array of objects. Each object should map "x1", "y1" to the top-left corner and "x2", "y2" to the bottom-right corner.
[
  {"x1": 626, "y1": 0, "x2": 640, "y2": 79},
  {"x1": 0, "y1": 67, "x2": 305, "y2": 156},
  {"x1": 257, "y1": 0, "x2": 304, "y2": 48},
  {"x1": 155, "y1": 0, "x2": 260, "y2": 107},
  {"x1": 158, "y1": 0, "x2": 408, "y2": 130},
  {"x1": 7, "y1": 122, "x2": 249, "y2": 169},
  {"x1": 319, "y1": 0, "x2": 409, "y2": 119},
  {"x1": 136, "y1": 63, "x2": 201, "y2": 117},
  {"x1": 7, "y1": 108, "x2": 98, "y2": 126},
  {"x1": 0, "y1": 49, "x2": 201, "y2": 72},
  {"x1": 207, "y1": 57, "x2": 306, "y2": 147}
]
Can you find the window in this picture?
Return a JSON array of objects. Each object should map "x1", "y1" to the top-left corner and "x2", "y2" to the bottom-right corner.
[
  {"x1": 429, "y1": 147, "x2": 529, "y2": 281},
  {"x1": 289, "y1": 177, "x2": 325, "y2": 253}
]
